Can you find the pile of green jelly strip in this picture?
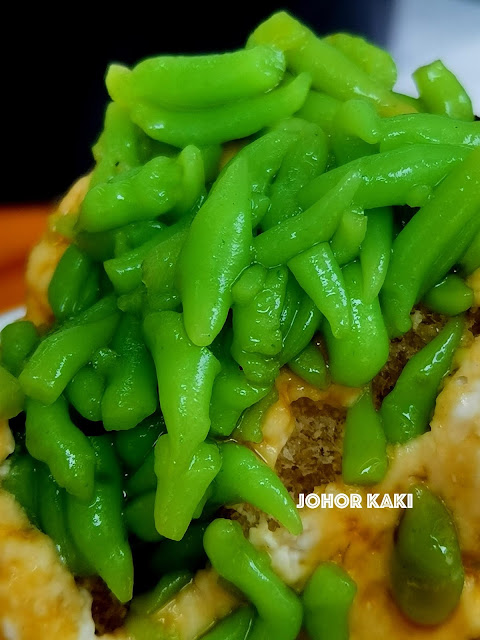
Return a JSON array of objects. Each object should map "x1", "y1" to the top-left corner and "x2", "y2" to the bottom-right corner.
[{"x1": 0, "y1": 11, "x2": 478, "y2": 639}]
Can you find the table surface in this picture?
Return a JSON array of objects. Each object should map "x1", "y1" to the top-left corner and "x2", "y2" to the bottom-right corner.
[{"x1": 0, "y1": 204, "x2": 50, "y2": 313}]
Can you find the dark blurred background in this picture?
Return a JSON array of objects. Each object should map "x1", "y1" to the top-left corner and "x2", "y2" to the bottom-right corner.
[{"x1": 1, "y1": 0, "x2": 392, "y2": 203}]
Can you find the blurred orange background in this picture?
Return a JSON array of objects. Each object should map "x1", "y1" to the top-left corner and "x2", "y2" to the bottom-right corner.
[{"x1": 0, "y1": 206, "x2": 50, "y2": 313}]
